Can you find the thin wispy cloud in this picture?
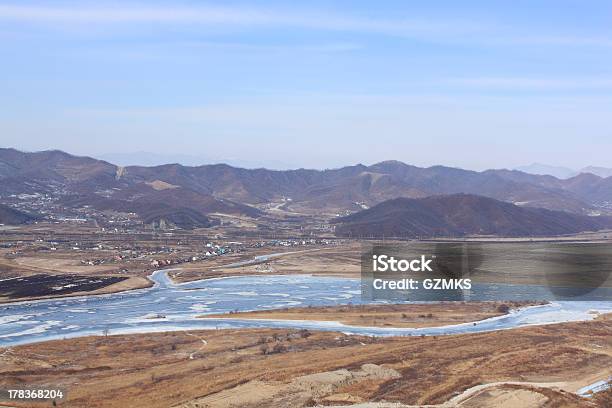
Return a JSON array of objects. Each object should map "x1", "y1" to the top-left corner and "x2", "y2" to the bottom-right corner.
[
  {"x1": 449, "y1": 77, "x2": 612, "y2": 90},
  {"x1": 1, "y1": 3, "x2": 610, "y2": 48},
  {"x1": 0, "y1": 3, "x2": 481, "y2": 37},
  {"x1": 513, "y1": 36, "x2": 612, "y2": 48},
  {"x1": 177, "y1": 40, "x2": 363, "y2": 53},
  {"x1": 0, "y1": 4, "x2": 278, "y2": 24}
]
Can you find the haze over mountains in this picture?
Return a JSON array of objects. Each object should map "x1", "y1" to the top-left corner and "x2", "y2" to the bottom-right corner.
[
  {"x1": 97, "y1": 152, "x2": 294, "y2": 170},
  {"x1": 1, "y1": 148, "x2": 612, "y2": 235},
  {"x1": 516, "y1": 163, "x2": 612, "y2": 179}
]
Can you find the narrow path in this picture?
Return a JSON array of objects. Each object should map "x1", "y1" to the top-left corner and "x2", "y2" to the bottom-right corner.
[{"x1": 183, "y1": 331, "x2": 207, "y2": 359}]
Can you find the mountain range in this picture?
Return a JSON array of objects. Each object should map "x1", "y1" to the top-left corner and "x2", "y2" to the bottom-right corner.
[
  {"x1": 516, "y1": 163, "x2": 612, "y2": 179},
  {"x1": 333, "y1": 194, "x2": 612, "y2": 238},
  {"x1": 1, "y1": 148, "x2": 612, "y2": 233},
  {"x1": 96, "y1": 151, "x2": 294, "y2": 170}
]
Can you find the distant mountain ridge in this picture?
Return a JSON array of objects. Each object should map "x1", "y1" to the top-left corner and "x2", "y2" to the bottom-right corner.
[
  {"x1": 119, "y1": 159, "x2": 611, "y2": 214},
  {"x1": 516, "y1": 163, "x2": 612, "y2": 179},
  {"x1": 333, "y1": 194, "x2": 612, "y2": 238},
  {"x1": 581, "y1": 166, "x2": 612, "y2": 179},
  {"x1": 97, "y1": 151, "x2": 294, "y2": 170},
  {"x1": 515, "y1": 163, "x2": 577, "y2": 179},
  {"x1": 2, "y1": 149, "x2": 612, "y2": 224}
]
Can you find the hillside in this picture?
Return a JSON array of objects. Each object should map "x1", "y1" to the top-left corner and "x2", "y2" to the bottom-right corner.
[
  {"x1": 333, "y1": 194, "x2": 612, "y2": 238},
  {"x1": 118, "y1": 160, "x2": 598, "y2": 213},
  {"x1": 0, "y1": 148, "x2": 261, "y2": 225},
  {"x1": 139, "y1": 206, "x2": 214, "y2": 229},
  {"x1": 0, "y1": 204, "x2": 39, "y2": 225},
  {"x1": 2, "y1": 148, "x2": 612, "y2": 221}
]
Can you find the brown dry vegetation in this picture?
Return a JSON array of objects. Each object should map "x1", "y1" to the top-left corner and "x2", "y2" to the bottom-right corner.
[
  {"x1": 170, "y1": 243, "x2": 362, "y2": 283},
  {"x1": 200, "y1": 301, "x2": 539, "y2": 328},
  {"x1": 0, "y1": 316, "x2": 609, "y2": 408}
]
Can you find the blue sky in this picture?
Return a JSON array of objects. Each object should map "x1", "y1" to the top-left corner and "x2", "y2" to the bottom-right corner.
[{"x1": 1, "y1": 1, "x2": 611, "y2": 169}]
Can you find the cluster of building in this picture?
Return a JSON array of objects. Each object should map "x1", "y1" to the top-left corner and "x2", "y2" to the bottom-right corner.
[
  {"x1": 149, "y1": 242, "x2": 232, "y2": 267},
  {"x1": 148, "y1": 239, "x2": 338, "y2": 268},
  {"x1": 2, "y1": 189, "x2": 146, "y2": 230},
  {"x1": 1, "y1": 231, "x2": 344, "y2": 277}
]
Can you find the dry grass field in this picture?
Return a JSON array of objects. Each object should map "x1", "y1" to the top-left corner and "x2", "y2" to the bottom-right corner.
[
  {"x1": 200, "y1": 302, "x2": 538, "y2": 328},
  {"x1": 1, "y1": 315, "x2": 609, "y2": 408}
]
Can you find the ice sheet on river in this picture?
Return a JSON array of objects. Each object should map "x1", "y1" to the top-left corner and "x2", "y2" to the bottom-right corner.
[{"x1": 0, "y1": 270, "x2": 610, "y2": 346}]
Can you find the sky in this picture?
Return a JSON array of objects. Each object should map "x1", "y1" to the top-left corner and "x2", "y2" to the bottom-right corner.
[{"x1": 1, "y1": 1, "x2": 612, "y2": 170}]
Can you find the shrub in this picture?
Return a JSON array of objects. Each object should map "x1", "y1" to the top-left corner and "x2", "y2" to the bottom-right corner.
[{"x1": 497, "y1": 304, "x2": 510, "y2": 314}]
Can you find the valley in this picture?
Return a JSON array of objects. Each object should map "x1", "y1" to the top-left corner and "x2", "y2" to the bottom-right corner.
[
  {"x1": 1, "y1": 148, "x2": 612, "y2": 408},
  {"x1": 4, "y1": 2, "x2": 612, "y2": 406}
]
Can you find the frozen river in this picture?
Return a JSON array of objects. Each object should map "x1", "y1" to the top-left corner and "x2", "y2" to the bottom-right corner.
[{"x1": 1, "y1": 270, "x2": 611, "y2": 347}]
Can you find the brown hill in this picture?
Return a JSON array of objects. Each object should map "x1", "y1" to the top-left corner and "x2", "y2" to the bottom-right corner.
[
  {"x1": 2, "y1": 148, "x2": 611, "y2": 216},
  {"x1": 333, "y1": 194, "x2": 612, "y2": 238},
  {"x1": 138, "y1": 205, "x2": 214, "y2": 229},
  {"x1": 0, "y1": 204, "x2": 39, "y2": 225},
  {"x1": 119, "y1": 159, "x2": 601, "y2": 214},
  {"x1": 486, "y1": 169, "x2": 612, "y2": 209},
  {"x1": 0, "y1": 148, "x2": 116, "y2": 192},
  {"x1": 0, "y1": 149, "x2": 261, "y2": 224}
]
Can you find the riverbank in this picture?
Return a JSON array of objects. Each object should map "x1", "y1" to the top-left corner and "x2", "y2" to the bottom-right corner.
[
  {"x1": 0, "y1": 244, "x2": 355, "y2": 304},
  {"x1": 1, "y1": 316, "x2": 609, "y2": 407},
  {"x1": 199, "y1": 301, "x2": 542, "y2": 328},
  {"x1": 0, "y1": 275, "x2": 152, "y2": 304}
]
